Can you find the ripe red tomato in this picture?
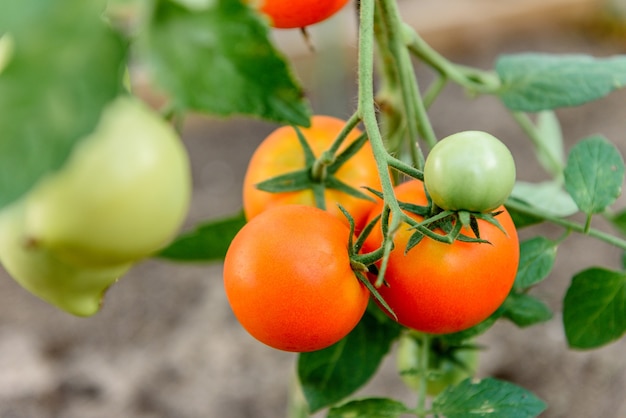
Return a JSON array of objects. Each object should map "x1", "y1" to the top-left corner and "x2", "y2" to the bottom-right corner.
[
  {"x1": 223, "y1": 204, "x2": 369, "y2": 352},
  {"x1": 243, "y1": 115, "x2": 381, "y2": 231},
  {"x1": 256, "y1": 0, "x2": 350, "y2": 29},
  {"x1": 363, "y1": 180, "x2": 519, "y2": 334}
]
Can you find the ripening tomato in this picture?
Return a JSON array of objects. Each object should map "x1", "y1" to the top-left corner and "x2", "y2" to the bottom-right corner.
[
  {"x1": 243, "y1": 115, "x2": 381, "y2": 231},
  {"x1": 424, "y1": 131, "x2": 516, "y2": 213},
  {"x1": 255, "y1": 0, "x2": 350, "y2": 29},
  {"x1": 363, "y1": 180, "x2": 519, "y2": 334},
  {"x1": 223, "y1": 205, "x2": 369, "y2": 352}
]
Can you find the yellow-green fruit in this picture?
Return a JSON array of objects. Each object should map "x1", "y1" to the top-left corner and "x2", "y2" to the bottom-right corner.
[
  {"x1": 0, "y1": 204, "x2": 130, "y2": 316},
  {"x1": 24, "y1": 96, "x2": 191, "y2": 267}
]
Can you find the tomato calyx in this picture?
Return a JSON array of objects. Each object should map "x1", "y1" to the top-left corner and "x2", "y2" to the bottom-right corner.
[{"x1": 254, "y1": 124, "x2": 375, "y2": 211}]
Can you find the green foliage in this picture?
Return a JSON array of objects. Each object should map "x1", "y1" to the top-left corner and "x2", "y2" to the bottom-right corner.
[
  {"x1": 496, "y1": 53, "x2": 626, "y2": 111},
  {"x1": 563, "y1": 268, "x2": 626, "y2": 349},
  {"x1": 138, "y1": 0, "x2": 311, "y2": 125},
  {"x1": 328, "y1": 398, "x2": 411, "y2": 418}
]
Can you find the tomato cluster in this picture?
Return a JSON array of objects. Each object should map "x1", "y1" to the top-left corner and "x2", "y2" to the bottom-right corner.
[
  {"x1": 227, "y1": 120, "x2": 520, "y2": 350},
  {"x1": 0, "y1": 97, "x2": 191, "y2": 316}
]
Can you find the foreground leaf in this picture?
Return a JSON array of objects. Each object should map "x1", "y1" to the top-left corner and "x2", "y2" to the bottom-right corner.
[
  {"x1": 157, "y1": 212, "x2": 246, "y2": 262},
  {"x1": 0, "y1": 0, "x2": 126, "y2": 210},
  {"x1": 510, "y1": 181, "x2": 578, "y2": 218},
  {"x1": 563, "y1": 267, "x2": 626, "y2": 349},
  {"x1": 139, "y1": 0, "x2": 310, "y2": 125},
  {"x1": 298, "y1": 309, "x2": 401, "y2": 413},
  {"x1": 564, "y1": 136, "x2": 625, "y2": 215},
  {"x1": 514, "y1": 237, "x2": 557, "y2": 290},
  {"x1": 497, "y1": 53, "x2": 626, "y2": 111},
  {"x1": 502, "y1": 293, "x2": 553, "y2": 328},
  {"x1": 432, "y1": 377, "x2": 546, "y2": 418},
  {"x1": 327, "y1": 398, "x2": 411, "y2": 418}
]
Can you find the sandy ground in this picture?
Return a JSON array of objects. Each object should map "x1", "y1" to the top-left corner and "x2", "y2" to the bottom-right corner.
[{"x1": 0, "y1": 14, "x2": 625, "y2": 418}]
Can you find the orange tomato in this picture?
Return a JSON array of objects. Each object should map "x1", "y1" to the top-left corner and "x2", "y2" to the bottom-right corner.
[
  {"x1": 363, "y1": 180, "x2": 519, "y2": 334},
  {"x1": 243, "y1": 115, "x2": 381, "y2": 231},
  {"x1": 223, "y1": 205, "x2": 369, "y2": 352},
  {"x1": 256, "y1": 0, "x2": 350, "y2": 29}
]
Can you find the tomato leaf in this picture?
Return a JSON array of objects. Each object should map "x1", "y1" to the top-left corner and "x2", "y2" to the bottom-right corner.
[
  {"x1": 564, "y1": 136, "x2": 625, "y2": 215},
  {"x1": 563, "y1": 267, "x2": 626, "y2": 349},
  {"x1": 514, "y1": 237, "x2": 558, "y2": 290},
  {"x1": 505, "y1": 198, "x2": 543, "y2": 229},
  {"x1": 535, "y1": 110, "x2": 565, "y2": 178},
  {"x1": 502, "y1": 293, "x2": 553, "y2": 328},
  {"x1": 327, "y1": 398, "x2": 411, "y2": 418},
  {"x1": 496, "y1": 53, "x2": 626, "y2": 111},
  {"x1": 297, "y1": 308, "x2": 401, "y2": 413},
  {"x1": 432, "y1": 377, "x2": 547, "y2": 418},
  {"x1": 138, "y1": 0, "x2": 311, "y2": 126},
  {"x1": 510, "y1": 181, "x2": 578, "y2": 218},
  {"x1": 156, "y1": 212, "x2": 246, "y2": 262},
  {"x1": 609, "y1": 208, "x2": 626, "y2": 237},
  {"x1": 0, "y1": 0, "x2": 127, "y2": 210}
]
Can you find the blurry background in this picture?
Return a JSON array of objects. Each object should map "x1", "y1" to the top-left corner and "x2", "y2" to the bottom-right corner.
[{"x1": 1, "y1": 0, "x2": 626, "y2": 417}]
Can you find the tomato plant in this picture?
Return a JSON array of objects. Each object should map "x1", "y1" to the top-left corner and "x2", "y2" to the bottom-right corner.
[
  {"x1": 254, "y1": 0, "x2": 349, "y2": 29},
  {"x1": 362, "y1": 180, "x2": 519, "y2": 334},
  {"x1": 423, "y1": 131, "x2": 516, "y2": 213},
  {"x1": 243, "y1": 114, "x2": 381, "y2": 230},
  {"x1": 223, "y1": 204, "x2": 369, "y2": 352}
]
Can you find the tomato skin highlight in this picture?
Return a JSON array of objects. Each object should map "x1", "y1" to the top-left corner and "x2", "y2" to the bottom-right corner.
[
  {"x1": 363, "y1": 180, "x2": 519, "y2": 334},
  {"x1": 424, "y1": 130, "x2": 516, "y2": 213},
  {"x1": 243, "y1": 115, "x2": 381, "y2": 231},
  {"x1": 223, "y1": 205, "x2": 369, "y2": 352},
  {"x1": 257, "y1": 0, "x2": 350, "y2": 29}
]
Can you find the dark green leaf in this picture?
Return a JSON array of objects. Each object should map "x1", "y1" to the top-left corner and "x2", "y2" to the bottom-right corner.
[
  {"x1": 139, "y1": 0, "x2": 310, "y2": 125},
  {"x1": 298, "y1": 309, "x2": 401, "y2": 413},
  {"x1": 0, "y1": 0, "x2": 127, "y2": 210},
  {"x1": 432, "y1": 377, "x2": 547, "y2": 418},
  {"x1": 327, "y1": 398, "x2": 411, "y2": 418},
  {"x1": 496, "y1": 53, "x2": 626, "y2": 111},
  {"x1": 514, "y1": 237, "x2": 557, "y2": 290},
  {"x1": 564, "y1": 136, "x2": 625, "y2": 214},
  {"x1": 156, "y1": 212, "x2": 246, "y2": 262},
  {"x1": 609, "y1": 209, "x2": 626, "y2": 236},
  {"x1": 563, "y1": 267, "x2": 626, "y2": 349},
  {"x1": 502, "y1": 293, "x2": 553, "y2": 327}
]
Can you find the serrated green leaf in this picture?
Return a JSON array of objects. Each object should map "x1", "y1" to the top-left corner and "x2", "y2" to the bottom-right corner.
[
  {"x1": 535, "y1": 110, "x2": 565, "y2": 177},
  {"x1": 432, "y1": 377, "x2": 547, "y2": 418},
  {"x1": 514, "y1": 237, "x2": 557, "y2": 290},
  {"x1": 496, "y1": 53, "x2": 626, "y2": 111},
  {"x1": 298, "y1": 309, "x2": 401, "y2": 413},
  {"x1": 327, "y1": 398, "x2": 411, "y2": 418},
  {"x1": 510, "y1": 181, "x2": 578, "y2": 218},
  {"x1": 502, "y1": 293, "x2": 553, "y2": 327},
  {"x1": 139, "y1": 0, "x2": 310, "y2": 125},
  {"x1": 0, "y1": 0, "x2": 127, "y2": 210},
  {"x1": 564, "y1": 136, "x2": 625, "y2": 214},
  {"x1": 563, "y1": 267, "x2": 626, "y2": 349},
  {"x1": 156, "y1": 212, "x2": 246, "y2": 262}
]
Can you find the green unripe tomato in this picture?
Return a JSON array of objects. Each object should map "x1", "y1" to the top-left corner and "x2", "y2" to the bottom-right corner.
[
  {"x1": 396, "y1": 333, "x2": 479, "y2": 397},
  {"x1": 0, "y1": 203, "x2": 130, "y2": 316},
  {"x1": 424, "y1": 131, "x2": 516, "y2": 213},
  {"x1": 24, "y1": 96, "x2": 191, "y2": 267}
]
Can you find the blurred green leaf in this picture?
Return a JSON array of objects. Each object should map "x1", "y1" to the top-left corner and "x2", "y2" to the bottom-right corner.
[
  {"x1": 510, "y1": 181, "x2": 578, "y2": 217},
  {"x1": 564, "y1": 136, "x2": 625, "y2": 214},
  {"x1": 563, "y1": 267, "x2": 626, "y2": 349},
  {"x1": 496, "y1": 53, "x2": 626, "y2": 111},
  {"x1": 157, "y1": 212, "x2": 246, "y2": 262},
  {"x1": 0, "y1": 0, "x2": 127, "y2": 210},
  {"x1": 502, "y1": 293, "x2": 553, "y2": 328},
  {"x1": 535, "y1": 110, "x2": 565, "y2": 177},
  {"x1": 432, "y1": 377, "x2": 547, "y2": 418},
  {"x1": 139, "y1": 0, "x2": 311, "y2": 125},
  {"x1": 514, "y1": 237, "x2": 557, "y2": 290},
  {"x1": 298, "y1": 309, "x2": 401, "y2": 413},
  {"x1": 327, "y1": 398, "x2": 410, "y2": 418}
]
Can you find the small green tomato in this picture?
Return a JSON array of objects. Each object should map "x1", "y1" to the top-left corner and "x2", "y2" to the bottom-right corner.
[
  {"x1": 424, "y1": 131, "x2": 516, "y2": 213},
  {"x1": 0, "y1": 203, "x2": 130, "y2": 317},
  {"x1": 23, "y1": 96, "x2": 191, "y2": 267}
]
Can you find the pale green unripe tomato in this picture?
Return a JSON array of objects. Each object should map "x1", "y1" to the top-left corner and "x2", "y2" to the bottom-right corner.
[
  {"x1": 24, "y1": 96, "x2": 191, "y2": 267},
  {"x1": 0, "y1": 203, "x2": 131, "y2": 317}
]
